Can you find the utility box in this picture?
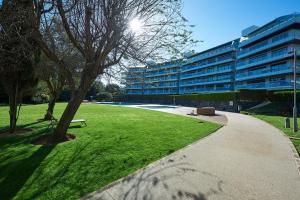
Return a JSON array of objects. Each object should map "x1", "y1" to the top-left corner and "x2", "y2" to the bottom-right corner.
[{"x1": 285, "y1": 117, "x2": 290, "y2": 128}]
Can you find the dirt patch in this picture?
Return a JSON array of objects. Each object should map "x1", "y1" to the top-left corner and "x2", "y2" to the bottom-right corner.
[
  {"x1": 32, "y1": 133, "x2": 76, "y2": 145},
  {"x1": 0, "y1": 128, "x2": 33, "y2": 137}
]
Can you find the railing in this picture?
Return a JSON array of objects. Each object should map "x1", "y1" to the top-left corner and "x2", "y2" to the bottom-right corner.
[
  {"x1": 182, "y1": 58, "x2": 234, "y2": 73},
  {"x1": 126, "y1": 85, "x2": 143, "y2": 89},
  {"x1": 146, "y1": 63, "x2": 180, "y2": 71},
  {"x1": 179, "y1": 87, "x2": 232, "y2": 94},
  {"x1": 144, "y1": 90, "x2": 177, "y2": 95},
  {"x1": 180, "y1": 67, "x2": 232, "y2": 79},
  {"x1": 236, "y1": 50, "x2": 291, "y2": 70},
  {"x1": 144, "y1": 84, "x2": 178, "y2": 89},
  {"x1": 239, "y1": 14, "x2": 300, "y2": 47},
  {"x1": 236, "y1": 64, "x2": 292, "y2": 80},
  {"x1": 238, "y1": 31, "x2": 300, "y2": 59},
  {"x1": 145, "y1": 70, "x2": 178, "y2": 77},
  {"x1": 127, "y1": 91, "x2": 143, "y2": 95},
  {"x1": 145, "y1": 76, "x2": 178, "y2": 82},
  {"x1": 180, "y1": 78, "x2": 232, "y2": 87},
  {"x1": 235, "y1": 80, "x2": 292, "y2": 90},
  {"x1": 184, "y1": 46, "x2": 234, "y2": 65}
]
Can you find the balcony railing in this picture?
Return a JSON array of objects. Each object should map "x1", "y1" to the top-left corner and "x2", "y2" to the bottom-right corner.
[
  {"x1": 236, "y1": 51, "x2": 292, "y2": 70},
  {"x1": 184, "y1": 46, "x2": 234, "y2": 65},
  {"x1": 180, "y1": 68, "x2": 232, "y2": 80},
  {"x1": 238, "y1": 30, "x2": 300, "y2": 59},
  {"x1": 180, "y1": 78, "x2": 232, "y2": 87},
  {"x1": 145, "y1": 76, "x2": 178, "y2": 83},
  {"x1": 145, "y1": 70, "x2": 178, "y2": 77},
  {"x1": 179, "y1": 87, "x2": 232, "y2": 94},
  {"x1": 235, "y1": 80, "x2": 292, "y2": 90},
  {"x1": 182, "y1": 58, "x2": 234, "y2": 73},
  {"x1": 239, "y1": 14, "x2": 300, "y2": 47},
  {"x1": 236, "y1": 64, "x2": 292, "y2": 81}
]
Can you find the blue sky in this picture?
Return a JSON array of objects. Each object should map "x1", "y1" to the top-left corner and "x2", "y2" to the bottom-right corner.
[{"x1": 183, "y1": 0, "x2": 300, "y2": 52}]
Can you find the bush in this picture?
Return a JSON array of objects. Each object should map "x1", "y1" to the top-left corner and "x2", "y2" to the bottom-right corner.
[{"x1": 96, "y1": 92, "x2": 113, "y2": 102}]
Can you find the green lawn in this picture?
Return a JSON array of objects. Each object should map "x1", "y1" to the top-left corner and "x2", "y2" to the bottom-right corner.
[
  {"x1": 245, "y1": 103, "x2": 300, "y2": 154},
  {"x1": 0, "y1": 103, "x2": 220, "y2": 200}
]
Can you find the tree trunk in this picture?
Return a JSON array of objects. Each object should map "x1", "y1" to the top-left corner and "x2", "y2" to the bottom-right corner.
[
  {"x1": 44, "y1": 96, "x2": 57, "y2": 120},
  {"x1": 8, "y1": 83, "x2": 18, "y2": 133},
  {"x1": 51, "y1": 90, "x2": 84, "y2": 142}
]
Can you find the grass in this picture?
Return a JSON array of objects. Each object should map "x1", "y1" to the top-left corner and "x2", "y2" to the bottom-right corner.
[
  {"x1": 244, "y1": 103, "x2": 300, "y2": 154},
  {"x1": 0, "y1": 103, "x2": 220, "y2": 200}
]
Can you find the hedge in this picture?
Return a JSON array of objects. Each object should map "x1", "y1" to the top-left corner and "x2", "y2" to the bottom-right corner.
[{"x1": 126, "y1": 90, "x2": 300, "y2": 103}]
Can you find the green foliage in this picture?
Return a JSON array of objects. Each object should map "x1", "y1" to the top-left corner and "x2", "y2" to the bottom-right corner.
[
  {"x1": 127, "y1": 92, "x2": 237, "y2": 102},
  {"x1": 0, "y1": 103, "x2": 220, "y2": 200},
  {"x1": 96, "y1": 92, "x2": 113, "y2": 102},
  {"x1": 31, "y1": 82, "x2": 50, "y2": 104},
  {"x1": 85, "y1": 81, "x2": 105, "y2": 100},
  {"x1": 172, "y1": 92, "x2": 237, "y2": 101}
]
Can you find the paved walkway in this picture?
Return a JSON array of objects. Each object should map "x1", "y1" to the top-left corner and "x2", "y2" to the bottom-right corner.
[{"x1": 83, "y1": 105, "x2": 300, "y2": 200}]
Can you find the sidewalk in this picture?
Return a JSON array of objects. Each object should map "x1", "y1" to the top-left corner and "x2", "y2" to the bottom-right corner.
[{"x1": 83, "y1": 105, "x2": 300, "y2": 200}]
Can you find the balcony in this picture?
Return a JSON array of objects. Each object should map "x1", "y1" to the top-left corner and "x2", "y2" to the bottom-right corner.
[
  {"x1": 236, "y1": 51, "x2": 292, "y2": 70},
  {"x1": 179, "y1": 87, "x2": 232, "y2": 94},
  {"x1": 180, "y1": 78, "x2": 232, "y2": 87},
  {"x1": 182, "y1": 58, "x2": 234, "y2": 73},
  {"x1": 144, "y1": 90, "x2": 178, "y2": 95},
  {"x1": 235, "y1": 80, "x2": 292, "y2": 90},
  {"x1": 147, "y1": 63, "x2": 180, "y2": 72},
  {"x1": 180, "y1": 68, "x2": 232, "y2": 80},
  {"x1": 238, "y1": 30, "x2": 300, "y2": 59},
  {"x1": 239, "y1": 14, "x2": 300, "y2": 48},
  {"x1": 145, "y1": 76, "x2": 178, "y2": 83},
  {"x1": 126, "y1": 85, "x2": 143, "y2": 89},
  {"x1": 184, "y1": 46, "x2": 234, "y2": 65},
  {"x1": 126, "y1": 91, "x2": 143, "y2": 95},
  {"x1": 236, "y1": 64, "x2": 293, "y2": 81},
  {"x1": 144, "y1": 84, "x2": 178, "y2": 89},
  {"x1": 145, "y1": 70, "x2": 178, "y2": 78}
]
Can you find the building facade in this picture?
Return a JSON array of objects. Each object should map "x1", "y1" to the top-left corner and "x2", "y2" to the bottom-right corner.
[{"x1": 125, "y1": 13, "x2": 300, "y2": 96}]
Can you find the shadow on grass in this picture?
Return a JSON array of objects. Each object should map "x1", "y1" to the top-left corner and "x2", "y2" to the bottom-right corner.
[
  {"x1": 0, "y1": 145, "x2": 55, "y2": 200},
  {"x1": 0, "y1": 120, "x2": 46, "y2": 134}
]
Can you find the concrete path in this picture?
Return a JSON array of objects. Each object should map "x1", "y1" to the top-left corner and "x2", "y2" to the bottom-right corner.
[{"x1": 83, "y1": 105, "x2": 300, "y2": 200}]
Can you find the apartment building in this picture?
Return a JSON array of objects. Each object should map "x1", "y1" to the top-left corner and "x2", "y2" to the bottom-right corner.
[
  {"x1": 125, "y1": 13, "x2": 300, "y2": 95},
  {"x1": 236, "y1": 13, "x2": 300, "y2": 90}
]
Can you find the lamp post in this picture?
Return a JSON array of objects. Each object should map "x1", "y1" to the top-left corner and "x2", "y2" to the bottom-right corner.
[{"x1": 291, "y1": 48, "x2": 298, "y2": 132}]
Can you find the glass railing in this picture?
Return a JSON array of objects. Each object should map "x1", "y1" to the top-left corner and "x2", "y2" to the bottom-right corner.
[
  {"x1": 145, "y1": 76, "x2": 178, "y2": 82},
  {"x1": 237, "y1": 50, "x2": 290, "y2": 69},
  {"x1": 239, "y1": 14, "x2": 299, "y2": 47},
  {"x1": 127, "y1": 91, "x2": 143, "y2": 95},
  {"x1": 182, "y1": 58, "x2": 234, "y2": 72},
  {"x1": 185, "y1": 46, "x2": 234, "y2": 65},
  {"x1": 238, "y1": 31, "x2": 291, "y2": 57},
  {"x1": 145, "y1": 70, "x2": 178, "y2": 77},
  {"x1": 236, "y1": 64, "x2": 291, "y2": 79},
  {"x1": 179, "y1": 87, "x2": 232, "y2": 94},
  {"x1": 126, "y1": 86, "x2": 143, "y2": 89},
  {"x1": 235, "y1": 80, "x2": 292, "y2": 90},
  {"x1": 180, "y1": 78, "x2": 232, "y2": 86},
  {"x1": 181, "y1": 67, "x2": 232, "y2": 79}
]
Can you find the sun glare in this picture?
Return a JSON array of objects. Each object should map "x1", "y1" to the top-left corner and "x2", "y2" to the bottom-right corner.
[{"x1": 129, "y1": 18, "x2": 143, "y2": 33}]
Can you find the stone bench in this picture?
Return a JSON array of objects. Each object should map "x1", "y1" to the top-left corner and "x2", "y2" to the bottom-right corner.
[{"x1": 197, "y1": 107, "x2": 215, "y2": 116}]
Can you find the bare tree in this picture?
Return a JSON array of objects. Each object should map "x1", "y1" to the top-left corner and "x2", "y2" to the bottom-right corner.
[
  {"x1": 35, "y1": 18, "x2": 81, "y2": 120},
  {"x1": 31, "y1": 0, "x2": 195, "y2": 142},
  {"x1": 36, "y1": 55, "x2": 66, "y2": 120}
]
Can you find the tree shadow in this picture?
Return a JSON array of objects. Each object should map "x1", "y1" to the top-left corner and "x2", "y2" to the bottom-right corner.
[
  {"x1": 83, "y1": 155, "x2": 224, "y2": 200},
  {"x1": 0, "y1": 145, "x2": 55, "y2": 200}
]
